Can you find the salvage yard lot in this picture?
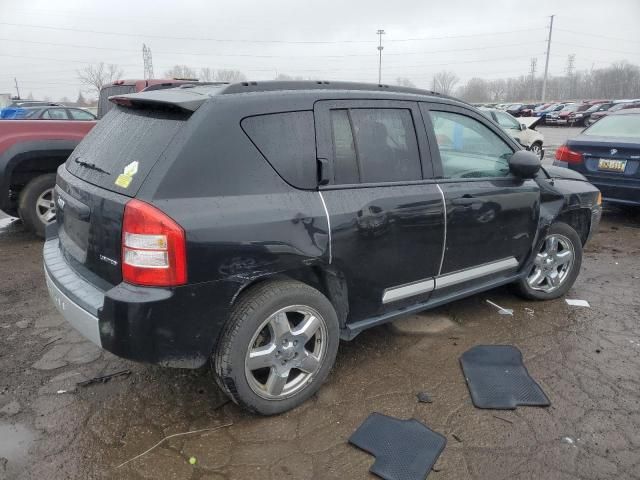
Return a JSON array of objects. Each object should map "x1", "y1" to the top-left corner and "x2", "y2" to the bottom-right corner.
[{"x1": 1, "y1": 203, "x2": 640, "y2": 479}]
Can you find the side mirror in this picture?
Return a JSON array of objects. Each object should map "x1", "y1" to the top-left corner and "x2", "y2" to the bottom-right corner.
[
  {"x1": 519, "y1": 123, "x2": 527, "y2": 131},
  {"x1": 509, "y1": 150, "x2": 541, "y2": 179}
]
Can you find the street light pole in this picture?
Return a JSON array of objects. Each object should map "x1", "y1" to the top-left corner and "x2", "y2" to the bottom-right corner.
[
  {"x1": 377, "y1": 29, "x2": 385, "y2": 84},
  {"x1": 541, "y1": 14, "x2": 555, "y2": 102}
]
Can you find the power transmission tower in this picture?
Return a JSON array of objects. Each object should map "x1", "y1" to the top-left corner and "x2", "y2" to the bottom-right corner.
[
  {"x1": 376, "y1": 29, "x2": 385, "y2": 84},
  {"x1": 142, "y1": 43, "x2": 154, "y2": 79},
  {"x1": 14, "y1": 78, "x2": 20, "y2": 98},
  {"x1": 566, "y1": 54, "x2": 575, "y2": 76},
  {"x1": 566, "y1": 53, "x2": 576, "y2": 99},
  {"x1": 529, "y1": 58, "x2": 537, "y2": 100},
  {"x1": 541, "y1": 14, "x2": 554, "y2": 102}
]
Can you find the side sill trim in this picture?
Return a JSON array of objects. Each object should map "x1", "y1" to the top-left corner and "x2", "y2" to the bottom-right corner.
[
  {"x1": 382, "y1": 278, "x2": 435, "y2": 304},
  {"x1": 435, "y1": 257, "x2": 518, "y2": 289}
]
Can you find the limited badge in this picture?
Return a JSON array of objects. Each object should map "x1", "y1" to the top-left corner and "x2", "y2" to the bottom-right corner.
[{"x1": 115, "y1": 161, "x2": 139, "y2": 188}]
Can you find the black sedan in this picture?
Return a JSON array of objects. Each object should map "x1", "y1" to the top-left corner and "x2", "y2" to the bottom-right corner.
[{"x1": 554, "y1": 108, "x2": 640, "y2": 206}]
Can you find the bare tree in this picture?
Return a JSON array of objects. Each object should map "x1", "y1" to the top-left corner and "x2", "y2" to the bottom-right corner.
[
  {"x1": 395, "y1": 77, "x2": 416, "y2": 88},
  {"x1": 77, "y1": 63, "x2": 123, "y2": 97},
  {"x1": 199, "y1": 67, "x2": 215, "y2": 82},
  {"x1": 76, "y1": 90, "x2": 87, "y2": 106},
  {"x1": 431, "y1": 71, "x2": 459, "y2": 95},
  {"x1": 214, "y1": 69, "x2": 247, "y2": 82},
  {"x1": 488, "y1": 79, "x2": 507, "y2": 101},
  {"x1": 164, "y1": 65, "x2": 197, "y2": 79}
]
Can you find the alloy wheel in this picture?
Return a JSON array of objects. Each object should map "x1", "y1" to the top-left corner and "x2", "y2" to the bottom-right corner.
[
  {"x1": 530, "y1": 143, "x2": 543, "y2": 160},
  {"x1": 526, "y1": 234, "x2": 574, "y2": 293},
  {"x1": 36, "y1": 188, "x2": 56, "y2": 224},
  {"x1": 245, "y1": 305, "x2": 328, "y2": 400}
]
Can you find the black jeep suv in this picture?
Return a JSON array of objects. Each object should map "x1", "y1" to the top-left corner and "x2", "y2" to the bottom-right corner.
[{"x1": 44, "y1": 81, "x2": 601, "y2": 414}]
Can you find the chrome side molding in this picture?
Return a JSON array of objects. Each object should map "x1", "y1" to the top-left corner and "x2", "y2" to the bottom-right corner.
[
  {"x1": 382, "y1": 278, "x2": 435, "y2": 304},
  {"x1": 435, "y1": 257, "x2": 518, "y2": 289},
  {"x1": 381, "y1": 257, "x2": 518, "y2": 304}
]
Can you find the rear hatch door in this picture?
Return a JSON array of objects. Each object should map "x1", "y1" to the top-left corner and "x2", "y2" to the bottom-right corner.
[{"x1": 56, "y1": 99, "x2": 197, "y2": 286}]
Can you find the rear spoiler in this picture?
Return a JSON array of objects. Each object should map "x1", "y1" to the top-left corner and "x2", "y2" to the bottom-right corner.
[{"x1": 109, "y1": 87, "x2": 211, "y2": 113}]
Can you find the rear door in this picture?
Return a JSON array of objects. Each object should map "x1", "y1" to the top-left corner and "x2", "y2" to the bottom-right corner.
[
  {"x1": 421, "y1": 103, "x2": 540, "y2": 294},
  {"x1": 314, "y1": 99, "x2": 445, "y2": 322}
]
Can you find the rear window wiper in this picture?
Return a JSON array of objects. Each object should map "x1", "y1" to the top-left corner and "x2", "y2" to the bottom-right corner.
[{"x1": 74, "y1": 158, "x2": 110, "y2": 175}]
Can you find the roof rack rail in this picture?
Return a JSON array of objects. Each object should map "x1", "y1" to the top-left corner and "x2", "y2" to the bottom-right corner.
[{"x1": 219, "y1": 80, "x2": 448, "y2": 98}]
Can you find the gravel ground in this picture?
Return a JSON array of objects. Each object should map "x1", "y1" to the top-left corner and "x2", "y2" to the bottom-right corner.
[{"x1": 1, "y1": 188, "x2": 640, "y2": 479}]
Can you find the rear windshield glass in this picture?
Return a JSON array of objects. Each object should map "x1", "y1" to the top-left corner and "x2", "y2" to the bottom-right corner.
[
  {"x1": 66, "y1": 106, "x2": 188, "y2": 196},
  {"x1": 583, "y1": 114, "x2": 640, "y2": 138}
]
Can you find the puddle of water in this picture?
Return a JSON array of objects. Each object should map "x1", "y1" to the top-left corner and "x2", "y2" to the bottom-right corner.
[{"x1": 0, "y1": 423, "x2": 36, "y2": 476}]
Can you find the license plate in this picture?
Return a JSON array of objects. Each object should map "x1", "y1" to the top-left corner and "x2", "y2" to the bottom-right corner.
[{"x1": 598, "y1": 158, "x2": 627, "y2": 173}]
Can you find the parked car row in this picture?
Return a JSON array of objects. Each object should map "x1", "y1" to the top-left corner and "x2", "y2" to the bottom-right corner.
[
  {"x1": 0, "y1": 100, "x2": 96, "y2": 120},
  {"x1": 475, "y1": 99, "x2": 640, "y2": 127}
]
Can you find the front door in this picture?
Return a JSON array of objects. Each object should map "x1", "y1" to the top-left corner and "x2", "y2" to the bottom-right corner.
[
  {"x1": 315, "y1": 100, "x2": 445, "y2": 322},
  {"x1": 420, "y1": 103, "x2": 540, "y2": 293}
]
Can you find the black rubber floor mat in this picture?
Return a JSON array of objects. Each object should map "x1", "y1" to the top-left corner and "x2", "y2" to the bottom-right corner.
[
  {"x1": 460, "y1": 345, "x2": 550, "y2": 409},
  {"x1": 349, "y1": 413, "x2": 446, "y2": 480}
]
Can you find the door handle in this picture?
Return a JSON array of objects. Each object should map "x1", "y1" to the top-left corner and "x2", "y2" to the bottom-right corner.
[
  {"x1": 317, "y1": 157, "x2": 333, "y2": 186},
  {"x1": 452, "y1": 195, "x2": 476, "y2": 206}
]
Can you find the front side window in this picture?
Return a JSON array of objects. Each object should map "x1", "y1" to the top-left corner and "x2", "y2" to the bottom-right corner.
[{"x1": 430, "y1": 110, "x2": 513, "y2": 179}]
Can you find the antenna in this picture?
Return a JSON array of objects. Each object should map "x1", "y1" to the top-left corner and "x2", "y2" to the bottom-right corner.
[{"x1": 142, "y1": 43, "x2": 154, "y2": 79}]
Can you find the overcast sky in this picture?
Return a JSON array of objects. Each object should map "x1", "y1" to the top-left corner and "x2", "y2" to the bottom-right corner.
[{"x1": 1, "y1": 0, "x2": 639, "y2": 100}]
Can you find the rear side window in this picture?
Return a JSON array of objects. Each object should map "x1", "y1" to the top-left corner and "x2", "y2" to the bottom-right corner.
[
  {"x1": 328, "y1": 108, "x2": 421, "y2": 184},
  {"x1": 66, "y1": 107, "x2": 189, "y2": 196},
  {"x1": 241, "y1": 111, "x2": 316, "y2": 189}
]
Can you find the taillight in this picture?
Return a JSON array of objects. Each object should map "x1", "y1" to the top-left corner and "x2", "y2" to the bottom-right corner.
[
  {"x1": 555, "y1": 145, "x2": 583, "y2": 164},
  {"x1": 122, "y1": 199, "x2": 187, "y2": 286}
]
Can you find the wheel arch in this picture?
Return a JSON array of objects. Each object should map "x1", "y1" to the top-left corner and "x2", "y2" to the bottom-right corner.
[
  {"x1": 230, "y1": 265, "x2": 350, "y2": 329},
  {"x1": 0, "y1": 139, "x2": 77, "y2": 212},
  {"x1": 555, "y1": 208, "x2": 591, "y2": 245}
]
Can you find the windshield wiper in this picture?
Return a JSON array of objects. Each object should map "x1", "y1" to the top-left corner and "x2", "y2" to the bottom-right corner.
[{"x1": 74, "y1": 158, "x2": 110, "y2": 175}]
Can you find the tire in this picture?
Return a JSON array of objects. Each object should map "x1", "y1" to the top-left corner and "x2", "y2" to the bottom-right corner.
[
  {"x1": 18, "y1": 174, "x2": 57, "y2": 238},
  {"x1": 529, "y1": 142, "x2": 543, "y2": 160},
  {"x1": 214, "y1": 280, "x2": 340, "y2": 415},
  {"x1": 514, "y1": 222, "x2": 583, "y2": 301}
]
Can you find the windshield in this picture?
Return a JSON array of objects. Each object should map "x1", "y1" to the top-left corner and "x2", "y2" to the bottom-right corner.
[
  {"x1": 583, "y1": 114, "x2": 640, "y2": 138},
  {"x1": 562, "y1": 104, "x2": 579, "y2": 112},
  {"x1": 585, "y1": 104, "x2": 603, "y2": 113}
]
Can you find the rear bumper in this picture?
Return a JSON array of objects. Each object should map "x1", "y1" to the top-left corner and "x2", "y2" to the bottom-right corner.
[
  {"x1": 587, "y1": 179, "x2": 640, "y2": 206},
  {"x1": 45, "y1": 267, "x2": 102, "y2": 346},
  {"x1": 43, "y1": 236, "x2": 238, "y2": 368}
]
